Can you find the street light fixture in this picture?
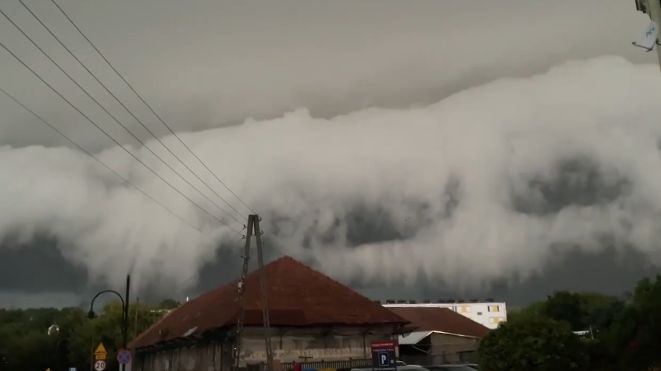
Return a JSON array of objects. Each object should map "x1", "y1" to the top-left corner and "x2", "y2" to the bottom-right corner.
[
  {"x1": 88, "y1": 275, "x2": 131, "y2": 371},
  {"x1": 47, "y1": 324, "x2": 60, "y2": 336}
]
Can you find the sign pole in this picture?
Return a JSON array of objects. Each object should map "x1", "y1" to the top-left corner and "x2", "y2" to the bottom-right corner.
[
  {"x1": 93, "y1": 343, "x2": 108, "y2": 371},
  {"x1": 121, "y1": 275, "x2": 130, "y2": 371}
]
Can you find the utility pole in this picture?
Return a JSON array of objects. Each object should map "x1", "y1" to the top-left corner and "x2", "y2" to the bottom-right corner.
[{"x1": 233, "y1": 214, "x2": 273, "y2": 371}]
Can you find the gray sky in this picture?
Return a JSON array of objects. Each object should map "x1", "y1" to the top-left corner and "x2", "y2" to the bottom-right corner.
[
  {"x1": 1, "y1": 0, "x2": 660, "y2": 307},
  {"x1": 0, "y1": 0, "x2": 652, "y2": 148}
]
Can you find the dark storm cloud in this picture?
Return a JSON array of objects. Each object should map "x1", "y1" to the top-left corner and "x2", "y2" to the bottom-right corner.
[{"x1": 1, "y1": 0, "x2": 661, "y2": 307}]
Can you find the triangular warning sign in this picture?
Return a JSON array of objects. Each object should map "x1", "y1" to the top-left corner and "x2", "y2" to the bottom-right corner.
[{"x1": 94, "y1": 343, "x2": 107, "y2": 360}]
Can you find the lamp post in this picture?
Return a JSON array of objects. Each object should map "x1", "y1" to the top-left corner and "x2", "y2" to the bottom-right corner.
[{"x1": 88, "y1": 275, "x2": 131, "y2": 371}]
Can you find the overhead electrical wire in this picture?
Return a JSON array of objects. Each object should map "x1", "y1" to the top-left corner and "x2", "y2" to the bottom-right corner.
[
  {"x1": 19, "y1": 0, "x2": 249, "y2": 221},
  {"x1": 0, "y1": 7, "x2": 243, "y2": 226},
  {"x1": 0, "y1": 39, "x2": 242, "y2": 234},
  {"x1": 0, "y1": 86, "x2": 204, "y2": 234},
  {"x1": 48, "y1": 0, "x2": 256, "y2": 216}
]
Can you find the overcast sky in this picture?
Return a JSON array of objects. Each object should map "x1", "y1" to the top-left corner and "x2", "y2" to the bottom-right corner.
[{"x1": 1, "y1": 0, "x2": 660, "y2": 307}]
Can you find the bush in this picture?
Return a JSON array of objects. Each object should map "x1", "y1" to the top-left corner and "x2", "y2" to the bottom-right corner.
[{"x1": 478, "y1": 315, "x2": 587, "y2": 371}]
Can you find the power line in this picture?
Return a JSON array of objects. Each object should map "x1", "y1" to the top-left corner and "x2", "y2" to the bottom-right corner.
[
  {"x1": 0, "y1": 86, "x2": 204, "y2": 234},
  {"x1": 0, "y1": 38, "x2": 242, "y2": 234},
  {"x1": 19, "y1": 0, "x2": 248, "y2": 220},
  {"x1": 0, "y1": 7, "x2": 244, "y2": 226},
  {"x1": 49, "y1": 0, "x2": 255, "y2": 215}
]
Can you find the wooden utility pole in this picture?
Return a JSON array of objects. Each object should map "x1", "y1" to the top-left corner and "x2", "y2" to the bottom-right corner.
[{"x1": 233, "y1": 214, "x2": 273, "y2": 371}]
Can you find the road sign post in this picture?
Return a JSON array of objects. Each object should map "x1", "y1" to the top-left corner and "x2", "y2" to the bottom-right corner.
[
  {"x1": 94, "y1": 360, "x2": 106, "y2": 371},
  {"x1": 117, "y1": 349, "x2": 131, "y2": 365},
  {"x1": 370, "y1": 340, "x2": 397, "y2": 371},
  {"x1": 94, "y1": 342, "x2": 108, "y2": 361}
]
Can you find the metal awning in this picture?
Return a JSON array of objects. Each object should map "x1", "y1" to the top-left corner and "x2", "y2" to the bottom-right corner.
[
  {"x1": 398, "y1": 331, "x2": 433, "y2": 345},
  {"x1": 398, "y1": 330, "x2": 480, "y2": 345}
]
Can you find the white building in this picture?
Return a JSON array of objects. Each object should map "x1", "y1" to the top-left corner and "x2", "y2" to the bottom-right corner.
[{"x1": 383, "y1": 301, "x2": 507, "y2": 330}]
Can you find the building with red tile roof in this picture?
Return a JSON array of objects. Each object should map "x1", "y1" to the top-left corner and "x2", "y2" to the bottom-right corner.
[
  {"x1": 386, "y1": 307, "x2": 490, "y2": 365},
  {"x1": 131, "y1": 256, "x2": 407, "y2": 371},
  {"x1": 388, "y1": 307, "x2": 489, "y2": 338}
]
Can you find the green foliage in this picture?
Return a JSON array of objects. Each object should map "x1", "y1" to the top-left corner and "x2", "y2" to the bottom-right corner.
[
  {"x1": 0, "y1": 299, "x2": 169, "y2": 371},
  {"x1": 481, "y1": 278, "x2": 661, "y2": 371},
  {"x1": 479, "y1": 314, "x2": 587, "y2": 371},
  {"x1": 518, "y1": 291, "x2": 623, "y2": 334},
  {"x1": 158, "y1": 298, "x2": 181, "y2": 309},
  {"x1": 615, "y1": 275, "x2": 661, "y2": 370},
  {"x1": 542, "y1": 291, "x2": 586, "y2": 330}
]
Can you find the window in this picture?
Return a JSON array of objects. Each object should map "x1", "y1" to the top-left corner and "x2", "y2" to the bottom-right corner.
[
  {"x1": 459, "y1": 305, "x2": 471, "y2": 313},
  {"x1": 477, "y1": 312, "x2": 483, "y2": 316},
  {"x1": 488, "y1": 305, "x2": 500, "y2": 312}
]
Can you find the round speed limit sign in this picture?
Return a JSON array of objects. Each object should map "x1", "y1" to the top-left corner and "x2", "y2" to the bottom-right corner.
[{"x1": 94, "y1": 360, "x2": 106, "y2": 371}]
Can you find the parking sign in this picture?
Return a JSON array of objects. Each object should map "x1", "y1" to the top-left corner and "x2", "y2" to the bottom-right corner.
[{"x1": 370, "y1": 340, "x2": 397, "y2": 370}]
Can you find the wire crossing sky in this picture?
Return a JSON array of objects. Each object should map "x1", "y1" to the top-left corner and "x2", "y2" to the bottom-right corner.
[{"x1": 0, "y1": 0, "x2": 660, "y2": 307}]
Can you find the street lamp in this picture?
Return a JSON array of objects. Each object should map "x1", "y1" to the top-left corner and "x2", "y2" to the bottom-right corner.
[
  {"x1": 88, "y1": 275, "x2": 131, "y2": 371},
  {"x1": 47, "y1": 324, "x2": 60, "y2": 336}
]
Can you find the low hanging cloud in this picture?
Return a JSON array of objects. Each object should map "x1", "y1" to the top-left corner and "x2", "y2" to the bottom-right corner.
[{"x1": 2, "y1": 56, "x2": 661, "y2": 294}]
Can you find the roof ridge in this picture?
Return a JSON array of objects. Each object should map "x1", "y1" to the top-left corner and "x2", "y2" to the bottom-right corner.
[
  {"x1": 285, "y1": 256, "x2": 408, "y2": 321},
  {"x1": 285, "y1": 256, "x2": 372, "y2": 299},
  {"x1": 183, "y1": 255, "x2": 292, "y2": 305},
  {"x1": 128, "y1": 309, "x2": 174, "y2": 349},
  {"x1": 130, "y1": 255, "x2": 407, "y2": 349}
]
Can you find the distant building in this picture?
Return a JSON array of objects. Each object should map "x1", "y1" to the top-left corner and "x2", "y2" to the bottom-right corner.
[
  {"x1": 388, "y1": 307, "x2": 489, "y2": 365},
  {"x1": 383, "y1": 301, "x2": 507, "y2": 330},
  {"x1": 130, "y1": 256, "x2": 407, "y2": 371}
]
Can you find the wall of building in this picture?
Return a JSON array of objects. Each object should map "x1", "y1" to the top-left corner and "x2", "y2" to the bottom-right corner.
[
  {"x1": 241, "y1": 326, "x2": 395, "y2": 365},
  {"x1": 428, "y1": 333, "x2": 479, "y2": 364},
  {"x1": 133, "y1": 326, "x2": 398, "y2": 371},
  {"x1": 399, "y1": 333, "x2": 479, "y2": 366},
  {"x1": 133, "y1": 342, "x2": 228, "y2": 371},
  {"x1": 383, "y1": 302, "x2": 507, "y2": 329}
]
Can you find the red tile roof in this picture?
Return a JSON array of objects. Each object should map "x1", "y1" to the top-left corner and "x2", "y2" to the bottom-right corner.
[
  {"x1": 131, "y1": 256, "x2": 407, "y2": 349},
  {"x1": 387, "y1": 307, "x2": 489, "y2": 338}
]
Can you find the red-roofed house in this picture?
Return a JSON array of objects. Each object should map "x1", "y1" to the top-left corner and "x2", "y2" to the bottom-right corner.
[
  {"x1": 130, "y1": 256, "x2": 407, "y2": 371},
  {"x1": 387, "y1": 307, "x2": 490, "y2": 365}
]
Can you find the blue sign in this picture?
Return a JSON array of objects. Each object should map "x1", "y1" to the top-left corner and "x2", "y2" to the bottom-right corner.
[
  {"x1": 116, "y1": 349, "x2": 131, "y2": 365},
  {"x1": 371, "y1": 340, "x2": 397, "y2": 370},
  {"x1": 378, "y1": 351, "x2": 391, "y2": 366}
]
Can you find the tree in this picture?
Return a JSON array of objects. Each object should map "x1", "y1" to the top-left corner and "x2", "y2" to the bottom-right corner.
[
  {"x1": 611, "y1": 275, "x2": 661, "y2": 370},
  {"x1": 542, "y1": 291, "x2": 586, "y2": 331},
  {"x1": 158, "y1": 298, "x2": 181, "y2": 309},
  {"x1": 479, "y1": 315, "x2": 587, "y2": 371},
  {"x1": 0, "y1": 300, "x2": 167, "y2": 371}
]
